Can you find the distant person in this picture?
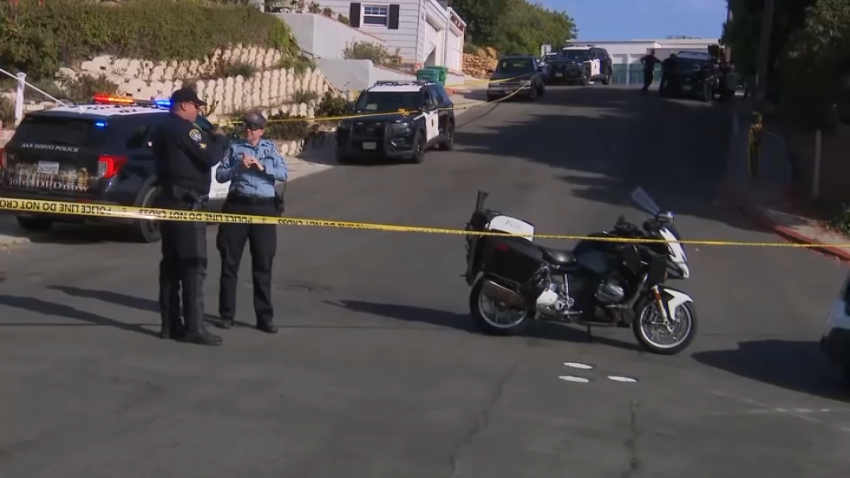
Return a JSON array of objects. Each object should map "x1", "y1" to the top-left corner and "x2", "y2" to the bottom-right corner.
[
  {"x1": 660, "y1": 53, "x2": 677, "y2": 91},
  {"x1": 640, "y1": 49, "x2": 662, "y2": 94}
]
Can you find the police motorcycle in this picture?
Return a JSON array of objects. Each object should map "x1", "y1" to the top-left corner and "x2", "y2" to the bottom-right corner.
[{"x1": 462, "y1": 187, "x2": 697, "y2": 355}]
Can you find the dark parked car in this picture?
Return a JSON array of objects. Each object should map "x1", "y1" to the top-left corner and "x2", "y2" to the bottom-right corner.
[
  {"x1": 658, "y1": 51, "x2": 721, "y2": 102},
  {"x1": 486, "y1": 55, "x2": 546, "y2": 102}
]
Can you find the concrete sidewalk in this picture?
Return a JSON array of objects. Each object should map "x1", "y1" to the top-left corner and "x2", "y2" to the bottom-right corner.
[
  {"x1": 0, "y1": 89, "x2": 491, "y2": 248},
  {"x1": 723, "y1": 99, "x2": 850, "y2": 261}
]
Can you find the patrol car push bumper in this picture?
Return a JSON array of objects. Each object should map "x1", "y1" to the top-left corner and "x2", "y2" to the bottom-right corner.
[
  {"x1": 547, "y1": 64, "x2": 584, "y2": 83},
  {"x1": 336, "y1": 121, "x2": 418, "y2": 159}
]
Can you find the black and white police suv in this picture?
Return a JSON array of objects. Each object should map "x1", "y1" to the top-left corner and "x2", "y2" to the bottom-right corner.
[
  {"x1": 335, "y1": 81, "x2": 455, "y2": 164},
  {"x1": 546, "y1": 45, "x2": 613, "y2": 86},
  {"x1": 0, "y1": 93, "x2": 232, "y2": 243}
]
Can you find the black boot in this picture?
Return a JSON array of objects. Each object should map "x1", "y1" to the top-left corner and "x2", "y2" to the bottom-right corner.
[
  {"x1": 216, "y1": 317, "x2": 235, "y2": 329},
  {"x1": 256, "y1": 320, "x2": 278, "y2": 334}
]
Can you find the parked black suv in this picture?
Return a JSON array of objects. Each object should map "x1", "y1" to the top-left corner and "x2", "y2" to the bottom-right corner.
[
  {"x1": 336, "y1": 81, "x2": 455, "y2": 164},
  {"x1": 0, "y1": 94, "x2": 231, "y2": 243},
  {"x1": 486, "y1": 55, "x2": 546, "y2": 101},
  {"x1": 658, "y1": 51, "x2": 721, "y2": 102},
  {"x1": 547, "y1": 46, "x2": 613, "y2": 86}
]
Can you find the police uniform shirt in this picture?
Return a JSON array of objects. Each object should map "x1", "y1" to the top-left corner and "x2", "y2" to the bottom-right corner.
[
  {"x1": 152, "y1": 114, "x2": 228, "y2": 194},
  {"x1": 215, "y1": 139, "x2": 288, "y2": 198}
]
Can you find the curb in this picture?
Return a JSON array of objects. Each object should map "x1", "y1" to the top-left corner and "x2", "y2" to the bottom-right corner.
[{"x1": 721, "y1": 183, "x2": 850, "y2": 263}]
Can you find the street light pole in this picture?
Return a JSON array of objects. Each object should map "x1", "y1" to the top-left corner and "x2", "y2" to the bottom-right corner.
[{"x1": 754, "y1": 0, "x2": 775, "y2": 107}]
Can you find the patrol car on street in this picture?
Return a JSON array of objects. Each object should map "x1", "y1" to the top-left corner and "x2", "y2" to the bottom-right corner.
[
  {"x1": 546, "y1": 45, "x2": 613, "y2": 86},
  {"x1": 335, "y1": 81, "x2": 455, "y2": 164},
  {"x1": 0, "y1": 93, "x2": 232, "y2": 243}
]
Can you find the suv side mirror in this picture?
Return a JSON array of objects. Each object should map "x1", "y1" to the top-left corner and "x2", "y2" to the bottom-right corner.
[{"x1": 486, "y1": 68, "x2": 495, "y2": 75}]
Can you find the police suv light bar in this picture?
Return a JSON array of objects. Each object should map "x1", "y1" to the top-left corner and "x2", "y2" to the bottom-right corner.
[{"x1": 91, "y1": 92, "x2": 170, "y2": 108}]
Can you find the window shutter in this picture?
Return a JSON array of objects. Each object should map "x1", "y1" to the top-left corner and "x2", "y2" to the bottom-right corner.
[
  {"x1": 388, "y1": 4, "x2": 400, "y2": 30},
  {"x1": 349, "y1": 3, "x2": 361, "y2": 27}
]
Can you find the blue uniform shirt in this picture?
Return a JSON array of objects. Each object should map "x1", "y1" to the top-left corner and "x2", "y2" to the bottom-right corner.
[{"x1": 215, "y1": 139, "x2": 288, "y2": 198}]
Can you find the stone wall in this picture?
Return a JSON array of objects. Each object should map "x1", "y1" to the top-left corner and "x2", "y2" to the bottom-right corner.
[{"x1": 60, "y1": 45, "x2": 337, "y2": 118}]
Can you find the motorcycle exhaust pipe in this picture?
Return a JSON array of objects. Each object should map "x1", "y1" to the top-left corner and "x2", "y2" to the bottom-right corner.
[{"x1": 482, "y1": 280, "x2": 526, "y2": 308}]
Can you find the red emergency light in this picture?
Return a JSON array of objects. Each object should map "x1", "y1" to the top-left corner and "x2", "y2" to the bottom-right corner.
[{"x1": 92, "y1": 93, "x2": 136, "y2": 105}]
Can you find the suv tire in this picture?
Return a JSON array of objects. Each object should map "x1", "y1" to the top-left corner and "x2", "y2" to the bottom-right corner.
[{"x1": 129, "y1": 186, "x2": 161, "y2": 243}]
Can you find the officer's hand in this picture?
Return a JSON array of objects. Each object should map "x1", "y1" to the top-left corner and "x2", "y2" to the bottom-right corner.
[{"x1": 241, "y1": 155, "x2": 256, "y2": 169}]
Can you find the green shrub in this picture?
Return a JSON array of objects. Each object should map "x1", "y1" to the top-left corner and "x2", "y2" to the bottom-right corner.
[
  {"x1": 343, "y1": 41, "x2": 402, "y2": 67},
  {"x1": 277, "y1": 56, "x2": 316, "y2": 75},
  {"x1": 0, "y1": 0, "x2": 300, "y2": 80},
  {"x1": 201, "y1": 61, "x2": 258, "y2": 80},
  {"x1": 828, "y1": 203, "x2": 850, "y2": 237},
  {"x1": 315, "y1": 91, "x2": 349, "y2": 118},
  {"x1": 264, "y1": 112, "x2": 310, "y2": 141},
  {"x1": 0, "y1": 96, "x2": 14, "y2": 127},
  {"x1": 57, "y1": 73, "x2": 120, "y2": 104},
  {"x1": 291, "y1": 90, "x2": 319, "y2": 104}
]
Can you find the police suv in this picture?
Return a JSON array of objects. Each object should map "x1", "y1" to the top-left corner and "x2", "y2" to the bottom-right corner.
[
  {"x1": 546, "y1": 45, "x2": 613, "y2": 86},
  {"x1": 659, "y1": 51, "x2": 721, "y2": 102},
  {"x1": 0, "y1": 94, "x2": 232, "y2": 243},
  {"x1": 335, "y1": 81, "x2": 455, "y2": 164}
]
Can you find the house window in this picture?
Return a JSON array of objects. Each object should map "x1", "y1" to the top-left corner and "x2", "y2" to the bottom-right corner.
[{"x1": 362, "y1": 5, "x2": 388, "y2": 26}]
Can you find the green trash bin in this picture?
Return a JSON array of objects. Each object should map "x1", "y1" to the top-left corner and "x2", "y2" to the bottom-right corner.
[
  {"x1": 416, "y1": 69, "x2": 440, "y2": 83},
  {"x1": 423, "y1": 65, "x2": 448, "y2": 85}
]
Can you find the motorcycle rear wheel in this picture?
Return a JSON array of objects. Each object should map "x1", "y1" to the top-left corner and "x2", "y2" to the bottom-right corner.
[
  {"x1": 469, "y1": 279, "x2": 531, "y2": 336},
  {"x1": 632, "y1": 297, "x2": 697, "y2": 355}
]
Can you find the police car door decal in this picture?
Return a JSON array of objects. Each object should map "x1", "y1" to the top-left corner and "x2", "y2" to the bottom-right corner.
[
  {"x1": 424, "y1": 90, "x2": 439, "y2": 143},
  {"x1": 590, "y1": 58, "x2": 601, "y2": 77},
  {"x1": 425, "y1": 111, "x2": 439, "y2": 142}
]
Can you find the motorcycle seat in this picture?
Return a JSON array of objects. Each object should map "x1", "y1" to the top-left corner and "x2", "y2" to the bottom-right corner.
[{"x1": 539, "y1": 246, "x2": 576, "y2": 265}]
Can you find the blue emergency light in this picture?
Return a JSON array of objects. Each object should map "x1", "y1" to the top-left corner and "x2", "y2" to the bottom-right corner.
[{"x1": 154, "y1": 99, "x2": 171, "y2": 108}]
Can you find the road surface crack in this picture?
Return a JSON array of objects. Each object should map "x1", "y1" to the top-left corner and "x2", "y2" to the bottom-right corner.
[
  {"x1": 447, "y1": 360, "x2": 519, "y2": 478},
  {"x1": 621, "y1": 400, "x2": 642, "y2": 478}
]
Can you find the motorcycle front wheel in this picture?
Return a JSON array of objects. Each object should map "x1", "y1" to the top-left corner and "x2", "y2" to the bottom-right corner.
[
  {"x1": 632, "y1": 297, "x2": 697, "y2": 355},
  {"x1": 469, "y1": 279, "x2": 532, "y2": 336}
]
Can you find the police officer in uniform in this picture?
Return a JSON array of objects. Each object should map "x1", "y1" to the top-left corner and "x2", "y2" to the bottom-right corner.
[
  {"x1": 152, "y1": 87, "x2": 229, "y2": 346},
  {"x1": 215, "y1": 111, "x2": 288, "y2": 334}
]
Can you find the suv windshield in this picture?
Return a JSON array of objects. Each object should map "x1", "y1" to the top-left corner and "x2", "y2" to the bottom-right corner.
[
  {"x1": 496, "y1": 59, "x2": 535, "y2": 75},
  {"x1": 356, "y1": 91, "x2": 421, "y2": 113},
  {"x1": 560, "y1": 50, "x2": 590, "y2": 61},
  {"x1": 13, "y1": 116, "x2": 106, "y2": 148}
]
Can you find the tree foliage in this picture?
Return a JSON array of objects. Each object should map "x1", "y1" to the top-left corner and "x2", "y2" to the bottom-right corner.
[
  {"x1": 0, "y1": 0, "x2": 300, "y2": 80},
  {"x1": 451, "y1": 0, "x2": 576, "y2": 55},
  {"x1": 722, "y1": 0, "x2": 850, "y2": 128}
]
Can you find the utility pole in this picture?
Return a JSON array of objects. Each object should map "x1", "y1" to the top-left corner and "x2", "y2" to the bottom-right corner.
[
  {"x1": 754, "y1": 0, "x2": 775, "y2": 108},
  {"x1": 724, "y1": 1, "x2": 733, "y2": 62}
]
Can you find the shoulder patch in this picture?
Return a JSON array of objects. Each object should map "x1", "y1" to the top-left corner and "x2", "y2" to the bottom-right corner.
[{"x1": 189, "y1": 128, "x2": 202, "y2": 142}]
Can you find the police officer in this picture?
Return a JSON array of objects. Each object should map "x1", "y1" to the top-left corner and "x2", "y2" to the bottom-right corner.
[
  {"x1": 640, "y1": 49, "x2": 662, "y2": 95},
  {"x1": 215, "y1": 111, "x2": 288, "y2": 334},
  {"x1": 152, "y1": 87, "x2": 229, "y2": 346}
]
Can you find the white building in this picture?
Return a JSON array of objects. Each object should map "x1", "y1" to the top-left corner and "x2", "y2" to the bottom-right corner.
[
  {"x1": 317, "y1": 0, "x2": 466, "y2": 72},
  {"x1": 571, "y1": 37, "x2": 720, "y2": 85}
]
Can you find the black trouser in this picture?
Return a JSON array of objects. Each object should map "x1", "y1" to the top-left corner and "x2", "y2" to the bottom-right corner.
[
  {"x1": 642, "y1": 70, "x2": 654, "y2": 91},
  {"x1": 155, "y1": 193, "x2": 209, "y2": 335},
  {"x1": 217, "y1": 195, "x2": 278, "y2": 324}
]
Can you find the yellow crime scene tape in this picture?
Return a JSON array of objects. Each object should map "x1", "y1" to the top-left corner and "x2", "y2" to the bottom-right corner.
[
  {"x1": 217, "y1": 76, "x2": 531, "y2": 126},
  {"x1": 0, "y1": 196, "x2": 847, "y2": 250}
]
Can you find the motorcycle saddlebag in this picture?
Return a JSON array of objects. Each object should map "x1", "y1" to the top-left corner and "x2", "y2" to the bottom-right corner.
[{"x1": 479, "y1": 235, "x2": 546, "y2": 285}]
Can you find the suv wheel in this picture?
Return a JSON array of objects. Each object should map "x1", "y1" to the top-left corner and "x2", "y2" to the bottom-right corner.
[
  {"x1": 16, "y1": 216, "x2": 53, "y2": 233},
  {"x1": 438, "y1": 121, "x2": 455, "y2": 151},
  {"x1": 581, "y1": 71, "x2": 590, "y2": 86},
  {"x1": 601, "y1": 68, "x2": 612, "y2": 85},
  {"x1": 129, "y1": 187, "x2": 161, "y2": 243},
  {"x1": 408, "y1": 131, "x2": 426, "y2": 164}
]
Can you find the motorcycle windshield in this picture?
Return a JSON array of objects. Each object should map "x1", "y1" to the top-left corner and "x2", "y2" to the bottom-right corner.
[{"x1": 631, "y1": 187, "x2": 661, "y2": 216}]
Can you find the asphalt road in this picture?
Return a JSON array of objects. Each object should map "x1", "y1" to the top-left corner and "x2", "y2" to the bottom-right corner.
[{"x1": 1, "y1": 86, "x2": 849, "y2": 478}]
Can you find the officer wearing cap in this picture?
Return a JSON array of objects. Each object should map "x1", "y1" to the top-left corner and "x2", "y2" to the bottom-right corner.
[
  {"x1": 151, "y1": 87, "x2": 229, "y2": 346},
  {"x1": 215, "y1": 111, "x2": 288, "y2": 334}
]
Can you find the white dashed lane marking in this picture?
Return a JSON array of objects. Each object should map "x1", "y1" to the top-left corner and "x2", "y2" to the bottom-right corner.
[{"x1": 559, "y1": 375, "x2": 591, "y2": 383}]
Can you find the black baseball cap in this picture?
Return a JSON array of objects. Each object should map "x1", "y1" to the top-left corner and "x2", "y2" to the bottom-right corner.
[
  {"x1": 243, "y1": 111, "x2": 267, "y2": 129},
  {"x1": 170, "y1": 87, "x2": 207, "y2": 107}
]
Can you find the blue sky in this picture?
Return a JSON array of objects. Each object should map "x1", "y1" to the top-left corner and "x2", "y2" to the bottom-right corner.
[{"x1": 550, "y1": 0, "x2": 728, "y2": 40}]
